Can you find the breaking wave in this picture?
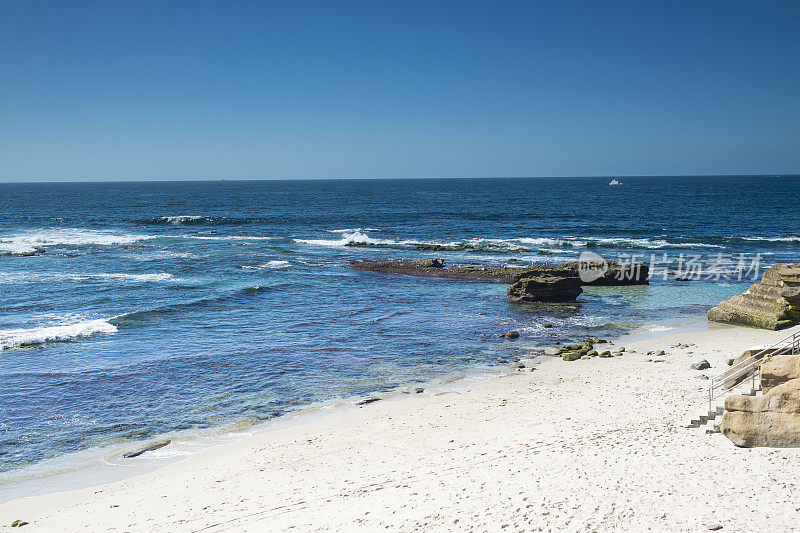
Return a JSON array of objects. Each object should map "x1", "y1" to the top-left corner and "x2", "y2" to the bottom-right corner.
[
  {"x1": 144, "y1": 216, "x2": 251, "y2": 226},
  {"x1": 0, "y1": 229, "x2": 154, "y2": 255},
  {"x1": 293, "y1": 230, "x2": 725, "y2": 252},
  {"x1": 0, "y1": 272, "x2": 180, "y2": 284},
  {"x1": 0, "y1": 319, "x2": 118, "y2": 350},
  {"x1": 740, "y1": 236, "x2": 800, "y2": 243},
  {"x1": 239, "y1": 260, "x2": 290, "y2": 270},
  {"x1": 295, "y1": 230, "x2": 389, "y2": 247}
]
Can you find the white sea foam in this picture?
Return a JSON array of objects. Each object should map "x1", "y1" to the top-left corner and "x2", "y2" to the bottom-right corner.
[
  {"x1": 239, "y1": 261, "x2": 290, "y2": 270},
  {"x1": 0, "y1": 229, "x2": 154, "y2": 255},
  {"x1": 182, "y1": 235, "x2": 275, "y2": 241},
  {"x1": 329, "y1": 228, "x2": 381, "y2": 233},
  {"x1": 295, "y1": 230, "x2": 391, "y2": 246},
  {"x1": 0, "y1": 319, "x2": 118, "y2": 350},
  {"x1": 741, "y1": 236, "x2": 800, "y2": 243},
  {"x1": 158, "y1": 215, "x2": 206, "y2": 224},
  {"x1": 295, "y1": 230, "x2": 724, "y2": 251},
  {"x1": 0, "y1": 272, "x2": 179, "y2": 284},
  {"x1": 76, "y1": 273, "x2": 177, "y2": 282},
  {"x1": 644, "y1": 324, "x2": 675, "y2": 332}
]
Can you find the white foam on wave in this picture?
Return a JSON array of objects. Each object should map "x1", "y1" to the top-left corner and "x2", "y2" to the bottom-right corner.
[
  {"x1": 295, "y1": 230, "x2": 392, "y2": 247},
  {"x1": 294, "y1": 230, "x2": 723, "y2": 251},
  {"x1": 0, "y1": 272, "x2": 179, "y2": 284},
  {"x1": 182, "y1": 235, "x2": 274, "y2": 241},
  {"x1": 78, "y1": 273, "x2": 177, "y2": 282},
  {"x1": 158, "y1": 216, "x2": 206, "y2": 224},
  {"x1": 0, "y1": 319, "x2": 118, "y2": 350},
  {"x1": 741, "y1": 236, "x2": 800, "y2": 243},
  {"x1": 240, "y1": 260, "x2": 290, "y2": 270},
  {"x1": 0, "y1": 229, "x2": 154, "y2": 255},
  {"x1": 329, "y1": 228, "x2": 381, "y2": 233}
]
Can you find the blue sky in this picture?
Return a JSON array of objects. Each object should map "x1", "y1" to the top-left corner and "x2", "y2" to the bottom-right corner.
[{"x1": 1, "y1": 1, "x2": 798, "y2": 181}]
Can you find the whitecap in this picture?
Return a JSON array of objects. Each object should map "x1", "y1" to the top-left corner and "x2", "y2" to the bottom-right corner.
[
  {"x1": 0, "y1": 228, "x2": 154, "y2": 255},
  {"x1": 181, "y1": 235, "x2": 274, "y2": 241},
  {"x1": 0, "y1": 272, "x2": 179, "y2": 284},
  {"x1": 741, "y1": 236, "x2": 800, "y2": 243},
  {"x1": 329, "y1": 228, "x2": 381, "y2": 233},
  {"x1": 158, "y1": 215, "x2": 207, "y2": 224},
  {"x1": 0, "y1": 319, "x2": 118, "y2": 350},
  {"x1": 295, "y1": 230, "x2": 391, "y2": 246},
  {"x1": 239, "y1": 261, "x2": 290, "y2": 270}
]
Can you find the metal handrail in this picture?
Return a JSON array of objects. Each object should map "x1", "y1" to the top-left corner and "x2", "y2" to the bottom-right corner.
[{"x1": 708, "y1": 329, "x2": 800, "y2": 412}]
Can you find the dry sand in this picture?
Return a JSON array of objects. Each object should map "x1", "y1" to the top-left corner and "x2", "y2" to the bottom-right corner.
[{"x1": 2, "y1": 324, "x2": 800, "y2": 532}]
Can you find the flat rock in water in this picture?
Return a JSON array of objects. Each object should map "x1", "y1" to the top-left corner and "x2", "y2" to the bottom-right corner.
[
  {"x1": 122, "y1": 440, "x2": 171, "y2": 459},
  {"x1": 346, "y1": 258, "x2": 649, "y2": 286}
]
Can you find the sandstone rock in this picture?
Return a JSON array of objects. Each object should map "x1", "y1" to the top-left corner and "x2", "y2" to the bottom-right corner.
[
  {"x1": 691, "y1": 360, "x2": 711, "y2": 370},
  {"x1": 507, "y1": 276, "x2": 583, "y2": 303},
  {"x1": 722, "y1": 377, "x2": 800, "y2": 447},
  {"x1": 707, "y1": 263, "x2": 800, "y2": 329},
  {"x1": 760, "y1": 354, "x2": 800, "y2": 393}
]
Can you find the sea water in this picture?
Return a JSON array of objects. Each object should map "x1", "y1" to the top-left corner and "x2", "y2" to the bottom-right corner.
[{"x1": 1, "y1": 176, "x2": 798, "y2": 489}]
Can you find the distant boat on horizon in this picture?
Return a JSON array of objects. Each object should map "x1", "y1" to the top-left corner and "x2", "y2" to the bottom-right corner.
[{"x1": 609, "y1": 179, "x2": 624, "y2": 186}]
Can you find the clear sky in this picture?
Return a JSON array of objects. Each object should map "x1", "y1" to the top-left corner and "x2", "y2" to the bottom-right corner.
[{"x1": 1, "y1": 0, "x2": 798, "y2": 181}]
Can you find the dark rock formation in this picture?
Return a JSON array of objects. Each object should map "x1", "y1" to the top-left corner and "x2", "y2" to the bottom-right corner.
[
  {"x1": 122, "y1": 439, "x2": 171, "y2": 458},
  {"x1": 347, "y1": 258, "x2": 648, "y2": 286},
  {"x1": 707, "y1": 263, "x2": 800, "y2": 330},
  {"x1": 507, "y1": 276, "x2": 583, "y2": 303}
]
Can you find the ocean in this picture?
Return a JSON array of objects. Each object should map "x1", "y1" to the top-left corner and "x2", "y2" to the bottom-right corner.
[{"x1": 1, "y1": 175, "x2": 799, "y2": 489}]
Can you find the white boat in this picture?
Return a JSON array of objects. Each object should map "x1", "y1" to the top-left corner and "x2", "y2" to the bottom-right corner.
[{"x1": 609, "y1": 179, "x2": 623, "y2": 186}]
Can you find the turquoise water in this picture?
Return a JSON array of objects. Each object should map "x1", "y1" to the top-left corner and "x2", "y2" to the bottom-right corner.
[{"x1": 1, "y1": 175, "x2": 798, "y2": 479}]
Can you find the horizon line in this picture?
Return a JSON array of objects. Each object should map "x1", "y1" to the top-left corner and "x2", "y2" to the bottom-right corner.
[{"x1": 1, "y1": 173, "x2": 798, "y2": 184}]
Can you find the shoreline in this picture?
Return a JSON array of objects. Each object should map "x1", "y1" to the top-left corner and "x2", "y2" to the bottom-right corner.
[
  {"x1": 0, "y1": 363, "x2": 509, "y2": 505},
  {"x1": 4, "y1": 322, "x2": 800, "y2": 531},
  {"x1": 0, "y1": 318, "x2": 706, "y2": 505}
]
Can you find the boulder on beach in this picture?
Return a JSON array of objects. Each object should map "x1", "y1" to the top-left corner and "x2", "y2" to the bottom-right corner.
[
  {"x1": 507, "y1": 276, "x2": 583, "y2": 303},
  {"x1": 760, "y1": 354, "x2": 800, "y2": 393},
  {"x1": 707, "y1": 263, "x2": 800, "y2": 330},
  {"x1": 722, "y1": 377, "x2": 800, "y2": 447}
]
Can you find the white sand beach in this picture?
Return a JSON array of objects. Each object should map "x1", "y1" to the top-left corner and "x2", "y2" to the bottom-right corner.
[{"x1": 3, "y1": 324, "x2": 800, "y2": 532}]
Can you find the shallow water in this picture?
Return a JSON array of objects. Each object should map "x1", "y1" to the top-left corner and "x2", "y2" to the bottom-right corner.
[{"x1": 1, "y1": 176, "x2": 798, "y2": 481}]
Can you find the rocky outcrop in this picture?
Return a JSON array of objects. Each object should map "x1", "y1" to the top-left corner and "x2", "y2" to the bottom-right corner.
[
  {"x1": 722, "y1": 377, "x2": 800, "y2": 447},
  {"x1": 347, "y1": 259, "x2": 649, "y2": 286},
  {"x1": 707, "y1": 263, "x2": 800, "y2": 330},
  {"x1": 760, "y1": 354, "x2": 800, "y2": 393},
  {"x1": 558, "y1": 260, "x2": 649, "y2": 286},
  {"x1": 507, "y1": 276, "x2": 583, "y2": 303}
]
